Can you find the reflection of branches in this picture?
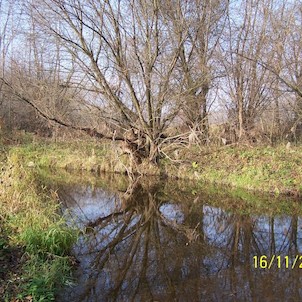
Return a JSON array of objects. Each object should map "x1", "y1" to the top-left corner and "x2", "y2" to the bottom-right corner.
[
  {"x1": 109, "y1": 221, "x2": 148, "y2": 300},
  {"x1": 76, "y1": 209, "x2": 136, "y2": 301},
  {"x1": 86, "y1": 209, "x2": 129, "y2": 228},
  {"x1": 61, "y1": 176, "x2": 210, "y2": 301},
  {"x1": 132, "y1": 223, "x2": 153, "y2": 301},
  {"x1": 160, "y1": 213, "x2": 201, "y2": 244},
  {"x1": 59, "y1": 176, "x2": 302, "y2": 302},
  {"x1": 288, "y1": 216, "x2": 298, "y2": 254},
  {"x1": 152, "y1": 219, "x2": 177, "y2": 301}
]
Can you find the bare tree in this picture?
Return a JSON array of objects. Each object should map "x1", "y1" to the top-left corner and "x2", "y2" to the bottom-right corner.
[
  {"x1": 219, "y1": 0, "x2": 275, "y2": 142},
  {"x1": 230, "y1": 0, "x2": 302, "y2": 142},
  {"x1": 163, "y1": 0, "x2": 228, "y2": 142},
  {"x1": 1, "y1": 0, "x2": 225, "y2": 162},
  {"x1": 266, "y1": 1, "x2": 302, "y2": 141},
  {"x1": 0, "y1": 0, "x2": 19, "y2": 130},
  {"x1": 4, "y1": 0, "x2": 302, "y2": 150}
]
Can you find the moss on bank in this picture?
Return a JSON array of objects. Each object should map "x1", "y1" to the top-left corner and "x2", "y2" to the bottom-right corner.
[
  {"x1": 0, "y1": 154, "x2": 78, "y2": 301},
  {"x1": 9, "y1": 141, "x2": 302, "y2": 197}
]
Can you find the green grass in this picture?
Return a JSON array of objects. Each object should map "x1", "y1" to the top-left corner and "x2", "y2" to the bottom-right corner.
[
  {"x1": 163, "y1": 144, "x2": 302, "y2": 197},
  {"x1": 20, "y1": 255, "x2": 74, "y2": 302},
  {"x1": 20, "y1": 224, "x2": 76, "y2": 257},
  {"x1": 0, "y1": 154, "x2": 78, "y2": 301},
  {"x1": 5, "y1": 139, "x2": 302, "y2": 197},
  {"x1": 7, "y1": 140, "x2": 129, "y2": 173}
]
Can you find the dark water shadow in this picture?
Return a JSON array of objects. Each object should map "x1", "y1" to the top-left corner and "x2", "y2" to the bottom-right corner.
[{"x1": 54, "y1": 173, "x2": 302, "y2": 302}]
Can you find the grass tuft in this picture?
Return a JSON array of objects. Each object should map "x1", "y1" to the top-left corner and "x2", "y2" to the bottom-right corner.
[
  {"x1": 20, "y1": 224, "x2": 77, "y2": 257},
  {"x1": 0, "y1": 154, "x2": 78, "y2": 301}
]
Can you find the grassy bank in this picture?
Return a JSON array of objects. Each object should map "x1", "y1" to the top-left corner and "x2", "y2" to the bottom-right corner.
[
  {"x1": 189, "y1": 145, "x2": 302, "y2": 197},
  {"x1": 1, "y1": 141, "x2": 302, "y2": 300},
  {"x1": 8, "y1": 141, "x2": 302, "y2": 197},
  {"x1": 0, "y1": 153, "x2": 78, "y2": 301}
]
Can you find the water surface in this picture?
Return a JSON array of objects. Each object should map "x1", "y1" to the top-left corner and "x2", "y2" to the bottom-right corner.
[{"x1": 55, "y1": 173, "x2": 302, "y2": 302}]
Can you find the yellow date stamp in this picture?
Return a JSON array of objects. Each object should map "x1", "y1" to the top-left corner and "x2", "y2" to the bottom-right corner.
[{"x1": 253, "y1": 255, "x2": 302, "y2": 269}]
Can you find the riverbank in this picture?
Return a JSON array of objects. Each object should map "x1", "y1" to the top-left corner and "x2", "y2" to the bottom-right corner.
[
  {"x1": 1, "y1": 140, "x2": 302, "y2": 300},
  {"x1": 0, "y1": 154, "x2": 77, "y2": 301},
  {"x1": 8, "y1": 140, "x2": 302, "y2": 197}
]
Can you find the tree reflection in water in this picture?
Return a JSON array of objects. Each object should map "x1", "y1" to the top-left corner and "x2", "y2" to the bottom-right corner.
[{"x1": 57, "y1": 175, "x2": 302, "y2": 302}]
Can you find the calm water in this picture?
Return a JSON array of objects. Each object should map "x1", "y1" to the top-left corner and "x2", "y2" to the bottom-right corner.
[{"x1": 55, "y1": 173, "x2": 302, "y2": 302}]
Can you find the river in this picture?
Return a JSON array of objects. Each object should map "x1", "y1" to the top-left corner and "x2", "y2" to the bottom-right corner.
[{"x1": 53, "y1": 172, "x2": 302, "y2": 302}]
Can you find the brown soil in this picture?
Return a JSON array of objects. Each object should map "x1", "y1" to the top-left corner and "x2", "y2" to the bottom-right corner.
[{"x1": 0, "y1": 233, "x2": 24, "y2": 301}]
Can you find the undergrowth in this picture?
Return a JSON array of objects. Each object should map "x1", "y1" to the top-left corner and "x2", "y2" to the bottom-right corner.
[{"x1": 0, "y1": 152, "x2": 78, "y2": 301}]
